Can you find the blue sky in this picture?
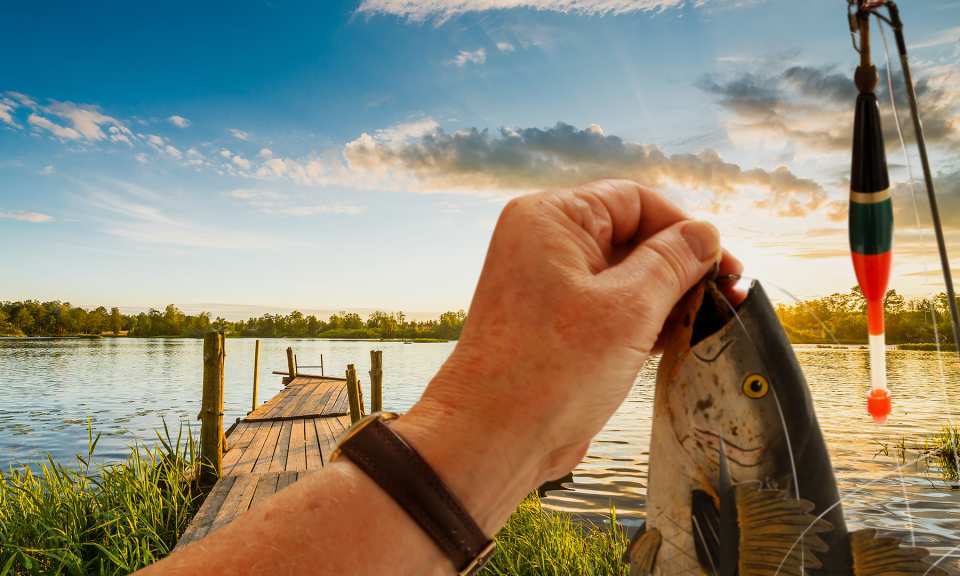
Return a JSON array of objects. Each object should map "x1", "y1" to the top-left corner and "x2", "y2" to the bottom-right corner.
[{"x1": 2, "y1": 0, "x2": 959, "y2": 315}]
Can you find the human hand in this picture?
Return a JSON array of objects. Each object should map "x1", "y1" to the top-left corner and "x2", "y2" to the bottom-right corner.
[{"x1": 394, "y1": 179, "x2": 742, "y2": 537}]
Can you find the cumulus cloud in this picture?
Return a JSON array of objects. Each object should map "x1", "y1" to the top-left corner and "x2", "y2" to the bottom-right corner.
[
  {"x1": 168, "y1": 115, "x2": 191, "y2": 128},
  {"x1": 451, "y1": 48, "x2": 486, "y2": 67},
  {"x1": 496, "y1": 41, "x2": 516, "y2": 53},
  {"x1": 258, "y1": 147, "x2": 273, "y2": 158},
  {"x1": 358, "y1": 0, "x2": 692, "y2": 22},
  {"x1": 0, "y1": 210, "x2": 53, "y2": 223},
  {"x1": 228, "y1": 128, "x2": 250, "y2": 141},
  {"x1": 341, "y1": 120, "x2": 827, "y2": 217},
  {"x1": 700, "y1": 64, "x2": 960, "y2": 153}
]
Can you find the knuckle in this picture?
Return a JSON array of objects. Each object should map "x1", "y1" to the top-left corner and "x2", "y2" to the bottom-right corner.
[{"x1": 644, "y1": 235, "x2": 691, "y2": 292}]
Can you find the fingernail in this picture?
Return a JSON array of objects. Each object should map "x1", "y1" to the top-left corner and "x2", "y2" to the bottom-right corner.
[{"x1": 682, "y1": 220, "x2": 721, "y2": 262}]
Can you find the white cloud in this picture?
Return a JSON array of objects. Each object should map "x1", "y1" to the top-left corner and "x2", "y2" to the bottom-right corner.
[
  {"x1": 45, "y1": 101, "x2": 133, "y2": 143},
  {"x1": 228, "y1": 128, "x2": 250, "y2": 141},
  {"x1": 134, "y1": 153, "x2": 149, "y2": 164},
  {"x1": 258, "y1": 147, "x2": 273, "y2": 158},
  {"x1": 911, "y1": 26, "x2": 960, "y2": 50},
  {"x1": 358, "y1": 0, "x2": 690, "y2": 22},
  {"x1": 219, "y1": 148, "x2": 233, "y2": 159},
  {"x1": 451, "y1": 48, "x2": 486, "y2": 67},
  {"x1": 145, "y1": 134, "x2": 182, "y2": 159},
  {"x1": 168, "y1": 115, "x2": 191, "y2": 128},
  {"x1": 39, "y1": 165, "x2": 55, "y2": 176},
  {"x1": 0, "y1": 210, "x2": 53, "y2": 223},
  {"x1": 0, "y1": 99, "x2": 19, "y2": 128},
  {"x1": 185, "y1": 147, "x2": 205, "y2": 166},
  {"x1": 28, "y1": 113, "x2": 82, "y2": 140},
  {"x1": 496, "y1": 41, "x2": 516, "y2": 52},
  {"x1": 232, "y1": 155, "x2": 251, "y2": 169}
]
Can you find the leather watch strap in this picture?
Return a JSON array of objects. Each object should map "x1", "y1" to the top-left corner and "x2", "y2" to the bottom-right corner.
[{"x1": 333, "y1": 413, "x2": 495, "y2": 575}]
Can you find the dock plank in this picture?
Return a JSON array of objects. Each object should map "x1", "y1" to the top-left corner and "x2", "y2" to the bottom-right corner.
[
  {"x1": 252, "y1": 422, "x2": 281, "y2": 474},
  {"x1": 176, "y1": 475, "x2": 236, "y2": 548},
  {"x1": 179, "y1": 375, "x2": 364, "y2": 549},
  {"x1": 287, "y1": 418, "x2": 307, "y2": 472},
  {"x1": 269, "y1": 420, "x2": 293, "y2": 473}
]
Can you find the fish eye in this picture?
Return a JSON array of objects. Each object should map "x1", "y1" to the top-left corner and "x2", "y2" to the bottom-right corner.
[{"x1": 742, "y1": 374, "x2": 769, "y2": 399}]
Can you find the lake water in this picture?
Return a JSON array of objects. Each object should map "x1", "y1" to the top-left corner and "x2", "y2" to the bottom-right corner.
[{"x1": 1, "y1": 338, "x2": 959, "y2": 567}]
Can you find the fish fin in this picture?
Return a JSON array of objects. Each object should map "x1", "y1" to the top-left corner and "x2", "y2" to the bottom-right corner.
[
  {"x1": 850, "y1": 528, "x2": 952, "y2": 576},
  {"x1": 692, "y1": 490, "x2": 721, "y2": 575},
  {"x1": 736, "y1": 484, "x2": 833, "y2": 575},
  {"x1": 625, "y1": 525, "x2": 661, "y2": 576}
]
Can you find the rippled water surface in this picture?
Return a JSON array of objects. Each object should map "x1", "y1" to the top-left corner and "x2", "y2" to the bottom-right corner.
[{"x1": 1, "y1": 338, "x2": 958, "y2": 566}]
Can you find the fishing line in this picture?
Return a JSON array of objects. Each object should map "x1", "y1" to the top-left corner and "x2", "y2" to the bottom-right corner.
[
  {"x1": 712, "y1": 286, "x2": 806, "y2": 574},
  {"x1": 771, "y1": 450, "x2": 937, "y2": 576},
  {"x1": 878, "y1": 15, "x2": 960, "y2": 495}
]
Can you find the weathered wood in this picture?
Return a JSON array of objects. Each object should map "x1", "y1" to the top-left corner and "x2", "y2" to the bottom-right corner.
[
  {"x1": 252, "y1": 339, "x2": 261, "y2": 412},
  {"x1": 369, "y1": 350, "x2": 383, "y2": 413},
  {"x1": 180, "y1": 374, "x2": 361, "y2": 548},
  {"x1": 175, "y1": 475, "x2": 236, "y2": 548},
  {"x1": 253, "y1": 422, "x2": 282, "y2": 474},
  {"x1": 200, "y1": 332, "x2": 225, "y2": 485},
  {"x1": 286, "y1": 347, "x2": 297, "y2": 381},
  {"x1": 346, "y1": 364, "x2": 361, "y2": 424},
  {"x1": 269, "y1": 420, "x2": 293, "y2": 473}
]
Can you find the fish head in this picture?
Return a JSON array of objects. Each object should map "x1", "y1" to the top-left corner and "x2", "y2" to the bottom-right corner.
[{"x1": 659, "y1": 280, "x2": 793, "y2": 489}]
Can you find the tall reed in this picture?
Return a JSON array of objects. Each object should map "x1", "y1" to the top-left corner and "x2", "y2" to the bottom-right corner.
[
  {"x1": 480, "y1": 495, "x2": 629, "y2": 576},
  {"x1": 0, "y1": 422, "x2": 200, "y2": 575},
  {"x1": 928, "y1": 426, "x2": 960, "y2": 482}
]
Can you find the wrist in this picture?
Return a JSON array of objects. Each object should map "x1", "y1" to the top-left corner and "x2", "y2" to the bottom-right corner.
[{"x1": 390, "y1": 379, "x2": 541, "y2": 536}]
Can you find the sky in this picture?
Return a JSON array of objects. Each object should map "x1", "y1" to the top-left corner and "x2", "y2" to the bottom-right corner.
[{"x1": 1, "y1": 0, "x2": 959, "y2": 316}]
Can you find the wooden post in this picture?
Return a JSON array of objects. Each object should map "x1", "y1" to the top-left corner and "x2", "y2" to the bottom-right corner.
[
  {"x1": 200, "y1": 332, "x2": 225, "y2": 485},
  {"x1": 286, "y1": 346, "x2": 297, "y2": 383},
  {"x1": 251, "y1": 339, "x2": 261, "y2": 412},
  {"x1": 369, "y1": 350, "x2": 383, "y2": 413},
  {"x1": 320, "y1": 353, "x2": 324, "y2": 376},
  {"x1": 346, "y1": 364, "x2": 362, "y2": 424}
]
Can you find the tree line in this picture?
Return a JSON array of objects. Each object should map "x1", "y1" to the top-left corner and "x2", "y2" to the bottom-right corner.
[
  {"x1": 3, "y1": 288, "x2": 956, "y2": 344},
  {"x1": 0, "y1": 301, "x2": 466, "y2": 341},
  {"x1": 776, "y1": 287, "x2": 958, "y2": 344}
]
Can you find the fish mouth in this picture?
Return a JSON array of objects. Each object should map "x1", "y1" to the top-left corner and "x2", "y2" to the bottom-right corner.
[{"x1": 693, "y1": 428, "x2": 765, "y2": 468}]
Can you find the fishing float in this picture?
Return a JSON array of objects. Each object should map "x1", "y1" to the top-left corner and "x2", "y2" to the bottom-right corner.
[
  {"x1": 848, "y1": 0, "x2": 960, "y2": 423},
  {"x1": 849, "y1": 3, "x2": 893, "y2": 423}
]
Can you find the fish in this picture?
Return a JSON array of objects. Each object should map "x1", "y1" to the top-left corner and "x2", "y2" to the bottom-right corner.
[{"x1": 627, "y1": 277, "x2": 953, "y2": 576}]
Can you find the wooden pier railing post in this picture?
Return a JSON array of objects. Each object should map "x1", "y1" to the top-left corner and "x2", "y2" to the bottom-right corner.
[
  {"x1": 251, "y1": 339, "x2": 261, "y2": 412},
  {"x1": 200, "y1": 332, "x2": 225, "y2": 485},
  {"x1": 320, "y1": 353, "x2": 324, "y2": 376},
  {"x1": 369, "y1": 350, "x2": 383, "y2": 413},
  {"x1": 285, "y1": 346, "x2": 297, "y2": 384},
  {"x1": 346, "y1": 364, "x2": 362, "y2": 424}
]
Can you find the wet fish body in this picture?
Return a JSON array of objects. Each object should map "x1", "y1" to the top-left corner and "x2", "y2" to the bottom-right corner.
[{"x1": 628, "y1": 280, "x2": 952, "y2": 576}]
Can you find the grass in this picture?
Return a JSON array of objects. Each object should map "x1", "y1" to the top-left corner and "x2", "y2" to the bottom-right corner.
[
  {"x1": 480, "y1": 495, "x2": 629, "y2": 576},
  {"x1": 0, "y1": 422, "x2": 201, "y2": 575},
  {"x1": 927, "y1": 426, "x2": 960, "y2": 483},
  {"x1": 1, "y1": 425, "x2": 628, "y2": 575}
]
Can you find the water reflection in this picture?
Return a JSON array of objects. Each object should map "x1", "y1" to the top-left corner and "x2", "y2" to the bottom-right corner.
[{"x1": 0, "y1": 339, "x2": 957, "y2": 566}]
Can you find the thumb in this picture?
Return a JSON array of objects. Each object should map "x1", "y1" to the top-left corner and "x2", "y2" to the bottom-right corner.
[{"x1": 603, "y1": 219, "x2": 721, "y2": 324}]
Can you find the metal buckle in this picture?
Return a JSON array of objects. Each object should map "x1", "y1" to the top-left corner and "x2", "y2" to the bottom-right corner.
[{"x1": 458, "y1": 540, "x2": 496, "y2": 576}]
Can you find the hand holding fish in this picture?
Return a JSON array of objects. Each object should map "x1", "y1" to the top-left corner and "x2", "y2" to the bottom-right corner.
[{"x1": 394, "y1": 178, "x2": 742, "y2": 535}]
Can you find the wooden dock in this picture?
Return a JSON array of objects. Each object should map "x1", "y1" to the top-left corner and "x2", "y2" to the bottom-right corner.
[{"x1": 176, "y1": 371, "x2": 358, "y2": 548}]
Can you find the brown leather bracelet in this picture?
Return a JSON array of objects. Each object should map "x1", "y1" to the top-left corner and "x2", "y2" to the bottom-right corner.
[{"x1": 331, "y1": 412, "x2": 496, "y2": 575}]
